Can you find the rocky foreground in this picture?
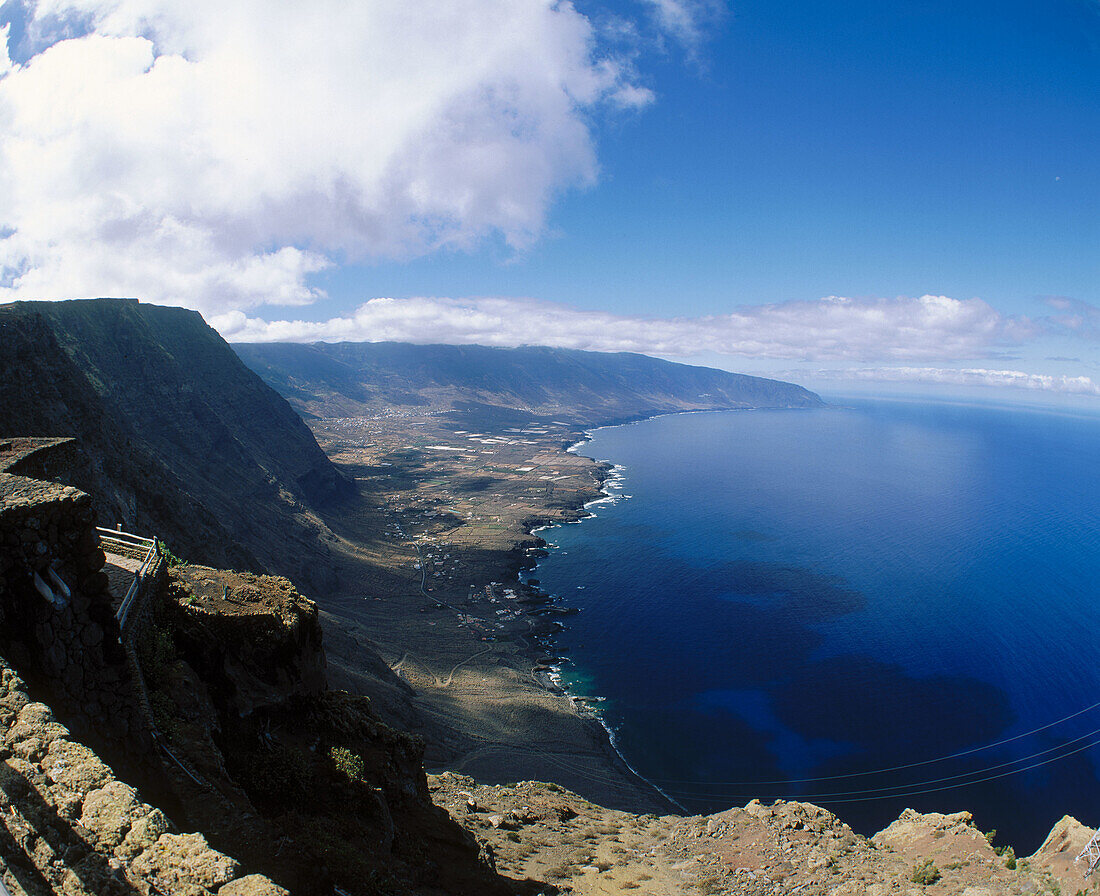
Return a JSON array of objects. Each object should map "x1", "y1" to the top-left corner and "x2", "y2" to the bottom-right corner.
[
  {"x1": 431, "y1": 773, "x2": 1098, "y2": 896},
  {"x1": 0, "y1": 658, "x2": 287, "y2": 896}
]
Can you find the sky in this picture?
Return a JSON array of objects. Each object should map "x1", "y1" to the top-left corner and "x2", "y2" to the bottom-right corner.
[{"x1": 1, "y1": 0, "x2": 1099, "y2": 401}]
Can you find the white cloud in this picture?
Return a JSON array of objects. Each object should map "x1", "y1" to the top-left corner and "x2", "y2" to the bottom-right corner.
[
  {"x1": 640, "y1": 0, "x2": 726, "y2": 51},
  {"x1": 806, "y1": 366, "x2": 1100, "y2": 397},
  {"x1": 214, "y1": 293, "x2": 1034, "y2": 363},
  {"x1": 0, "y1": 0, "x2": 648, "y2": 315}
]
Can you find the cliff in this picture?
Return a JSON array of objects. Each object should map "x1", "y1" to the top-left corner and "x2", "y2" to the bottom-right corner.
[
  {"x1": 0, "y1": 446, "x2": 516, "y2": 894},
  {"x1": 4, "y1": 300, "x2": 1095, "y2": 895},
  {"x1": 2, "y1": 447, "x2": 1097, "y2": 895},
  {"x1": 128, "y1": 564, "x2": 519, "y2": 895},
  {"x1": 0, "y1": 300, "x2": 353, "y2": 587},
  {"x1": 233, "y1": 341, "x2": 824, "y2": 424}
]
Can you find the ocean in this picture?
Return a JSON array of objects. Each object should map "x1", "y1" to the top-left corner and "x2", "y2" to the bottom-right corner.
[{"x1": 526, "y1": 396, "x2": 1100, "y2": 851}]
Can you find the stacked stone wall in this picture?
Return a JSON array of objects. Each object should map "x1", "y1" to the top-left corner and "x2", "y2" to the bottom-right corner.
[
  {"x1": 0, "y1": 659, "x2": 287, "y2": 896},
  {"x1": 0, "y1": 440, "x2": 147, "y2": 757}
]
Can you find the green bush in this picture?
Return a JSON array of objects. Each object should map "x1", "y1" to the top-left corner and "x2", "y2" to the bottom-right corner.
[
  {"x1": 330, "y1": 745, "x2": 365, "y2": 782},
  {"x1": 149, "y1": 691, "x2": 181, "y2": 740},
  {"x1": 911, "y1": 859, "x2": 941, "y2": 885},
  {"x1": 156, "y1": 539, "x2": 186, "y2": 567}
]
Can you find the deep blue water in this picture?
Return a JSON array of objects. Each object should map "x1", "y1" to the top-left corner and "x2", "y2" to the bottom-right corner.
[{"x1": 528, "y1": 397, "x2": 1100, "y2": 851}]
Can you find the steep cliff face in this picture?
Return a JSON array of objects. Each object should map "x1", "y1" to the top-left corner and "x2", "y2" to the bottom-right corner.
[
  {"x1": 234, "y1": 340, "x2": 824, "y2": 424},
  {"x1": 0, "y1": 440, "x2": 149, "y2": 763},
  {"x1": 0, "y1": 312, "x2": 256, "y2": 574},
  {"x1": 0, "y1": 300, "x2": 353, "y2": 587},
  {"x1": 136, "y1": 566, "x2": 522, "y2": 896}
]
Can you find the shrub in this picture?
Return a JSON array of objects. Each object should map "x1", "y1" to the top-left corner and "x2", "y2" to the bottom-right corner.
[
  {"x1": 156, "y1": 539, "x2": 186, "y2": 567},
  {"x1": 149, "y1": 691, "x2": 181, "y2": 740},
  {"x1": 911, "y1": 859, "x2": 941, "y2": 885},
  {"x1": 330, "y1": 745, "x2": 365, "y2": 782}
]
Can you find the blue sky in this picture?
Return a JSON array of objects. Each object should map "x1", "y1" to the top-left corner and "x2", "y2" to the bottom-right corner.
[
  {"x1": 1, "y1": 0, "x2": 1099, "y2": 399},
  {"x1": 340, "y1": 0, "x2": 1100, "y2": 317}
]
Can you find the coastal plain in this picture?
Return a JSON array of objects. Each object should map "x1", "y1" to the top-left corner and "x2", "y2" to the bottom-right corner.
[{"x1": 306, "y1": 409, "x2": 667, "y2": 813}]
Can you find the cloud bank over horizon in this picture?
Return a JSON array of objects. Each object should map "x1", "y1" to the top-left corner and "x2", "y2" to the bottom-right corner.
[
  {"x1": 801, "y1": 366, "x2": 1100, "y2": 397},
  {"x1": 216, "y1": 293, "x2": 1032, "y2": 362},
  {"x1": 0, "y1": 0, "x2": 649, "y2": 312}
]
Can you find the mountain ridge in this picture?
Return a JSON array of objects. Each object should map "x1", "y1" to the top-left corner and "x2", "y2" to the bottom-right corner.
[{"x1": 232, "y1": 340, "x2": 824, "y2": 424}]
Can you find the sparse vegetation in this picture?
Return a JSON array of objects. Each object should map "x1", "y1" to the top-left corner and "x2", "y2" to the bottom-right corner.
[
  {"x1": 156, "y1": 538, "x2": 186, "y2": 567},
  {"x1": 330, "y1": 745, "x2": 365, "y2": 782},
  {"x1": 911, "y1": 859, "x2": 942, "y2": 885},
  {"x1": 236, "y1": 742, "x2": 313, "y2": 804},
  {"x1": 545, "y1": 862, "x2": 575, "y2": 881},
  {"x1": 149, "y1": 691, "x2": 181, "y2": 740}
]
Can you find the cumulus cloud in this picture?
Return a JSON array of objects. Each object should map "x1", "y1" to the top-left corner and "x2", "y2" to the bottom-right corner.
[
  {"x1": 215, "y1": 293, "x2": 1033, "y2": 363},
  {"x1": 806, "y1": 366, "x2": 1100, "y2": 397},
  {"x1": 0, "y1": 0, "x2": 650, "y2": 314}
]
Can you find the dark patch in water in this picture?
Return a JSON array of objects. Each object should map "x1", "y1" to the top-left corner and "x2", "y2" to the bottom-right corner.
[
  {"x1": 714, "y1": 561, "x2": 866, "y2": 620},
  {"x1": 771, "y1": 655, "x2": 1014, "y2": 752}
]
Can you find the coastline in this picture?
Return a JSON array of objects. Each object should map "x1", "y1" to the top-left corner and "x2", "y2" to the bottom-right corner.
[
  {"x1": 513, "y1": 454, "x2": 681, "y2": 811},
  {"x1": 520, "y1": 424, "x2": 691, "y2": 813},
  {"x1": 507, "y1": 405, "x2": 826, "y2": 814},
  {"x1": 310, "y1": 405, "x2": 780, "y2": 816}
]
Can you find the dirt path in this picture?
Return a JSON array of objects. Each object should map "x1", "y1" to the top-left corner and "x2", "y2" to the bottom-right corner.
[{"x1": 442, "y1": 647, "x2": 492, "y2": 687}]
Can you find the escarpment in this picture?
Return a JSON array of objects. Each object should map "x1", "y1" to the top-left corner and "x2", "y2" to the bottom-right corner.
[
  {"x1": 129, "y1": 565, "x2": 520, "y2": 895},
  {"x1": 0, "y1": 440, "x2": 525, "y2": 895},
  {"x1": 0, "y1": 300, "x2": 353, "y2": 591}
]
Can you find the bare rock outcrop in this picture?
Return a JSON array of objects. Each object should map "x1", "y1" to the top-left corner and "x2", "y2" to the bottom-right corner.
[
  {"x1": 432, "y1": 774, "x2": 1100, "y2": 896},
  {"x1": 872, "y1": 807, "x2": 999, "y2": 867},
  {"x1": 1027, "y1": 814, "x2": 1097, "y2": 884},
  {"x1": 131, "y1": 565, "x2": 525, "y2": 896}
]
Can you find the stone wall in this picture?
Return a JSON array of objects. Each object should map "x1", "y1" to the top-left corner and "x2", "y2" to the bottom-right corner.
[
  {"x1": 0, "y1": 439, "x2": 145, "y2": 754},
  {"x1": 0, "y1": 658, "x2": 288, "y2": 896}
]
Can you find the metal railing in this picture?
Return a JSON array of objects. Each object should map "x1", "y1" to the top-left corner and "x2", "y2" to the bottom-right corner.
[{"x1": 97, "y1": 526, "x2": 160, "y2": 628}]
